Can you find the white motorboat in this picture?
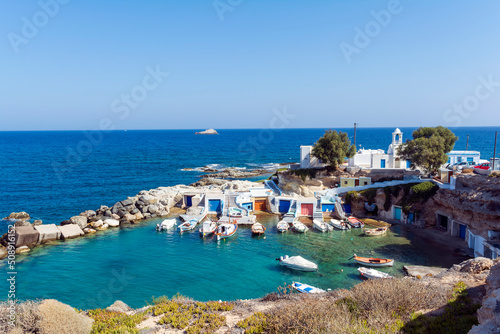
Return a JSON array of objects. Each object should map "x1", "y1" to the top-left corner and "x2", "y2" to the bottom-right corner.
[
  {"x1": 251, "y1": 222, "x2": 266, "y2": 235},
  {"x1": 313, "y1": 219, "x2": 333, "y2": 232},
  {"x1": 329, "y1": 218, "x2": 350, "y2": 230},
  {"x1": 292, "y1": 282, "x2": 326, "y2": 294},
  {"x1": 277, "y1": 220, "x2": 289, "y2": 233},
  {"x1": 278, "y1": 255, "x2": 318, "y2": 272},
  {"x1": 292, "y1": 220, "x2": 309, "y2": 233},
  {"x1": 363, "y1": 226, "x2": 388, "y2": 236},
  {"x1": 358, "y1": 267, "x2": 394, "y2": 279},
  {"x1": 199, "y1": 220, "x2": 217, "y2": 236},
  {"x1": 178, "y1": 219, "x2": 198, "y2": 233},
  {"x1": 215, "y1": 223, "x2": 238, "y2": 241},
  {"x1": 156, "y1": 218, "x2": 176, "y2": 231},
  {"x1": 228, "y1": 207, "x2": 243, "y2": 217}
]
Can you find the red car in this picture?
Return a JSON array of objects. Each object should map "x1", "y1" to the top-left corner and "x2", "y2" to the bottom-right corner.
[{"x1": 474, "y1": 162, "x2": 490, "y2": 170}]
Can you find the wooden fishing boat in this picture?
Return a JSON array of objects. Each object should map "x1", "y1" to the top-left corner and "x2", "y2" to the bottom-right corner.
[
  {"x1": 156, "y1": 218, "x2": 176, "y2": 231},
  {"x1": 358, "y1": 267, "x2": 394, "y2": 279},
  {"x1": 278, "y1": 255, "x2": 318, "y2": 271},
  {"x1": 329, "y1": 218, "x2": 350, "y2": 230},
  {"x1": 292, "y1": 282, "x2": 326, "y2": 294},
  {"x1": 313, "y1": 219, "x2": 333, "y2": 232},
  {"x1": 347, "y1": 216, "x2": 364, "y2": 228},
  {"x1": 351, "y1": 254, "x2": 394, "y2": 267},
  {"x1": 363, "y1": 226, "x2": 388, "y2": 236},
  {"x1": 292, "y1": 220, "x2": 309, "y2": 233},
  {"x1": 215, "y1": 223, "x2": 238, "y2": 241},
  {"x1": 178, "y1": 219, "x2": 198, "y2": 233},
  {"x1": 251, "y1": 222, "x2": 266, "y2": 235},
  {"x1": 277, "y1": 220, "x2": 289, "y2": 233},
  {"x1": 199, "y1": 220, "x2": 217, "y2": 236}
]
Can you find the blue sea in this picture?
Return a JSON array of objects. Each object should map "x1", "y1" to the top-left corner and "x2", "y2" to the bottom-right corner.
[{"x1": 0, "y1": 127, "x2": 497, "y2": 309}]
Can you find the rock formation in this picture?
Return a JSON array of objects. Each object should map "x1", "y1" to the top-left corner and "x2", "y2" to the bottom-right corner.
[{"x1": 195, "y1": 128, "x2": 218, "y2": 135}]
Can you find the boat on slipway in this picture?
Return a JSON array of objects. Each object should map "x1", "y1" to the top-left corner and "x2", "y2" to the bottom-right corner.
[
  {"x1": 358, "y1": 267, "x2": 394, "y2": 279},
  {"x1": 347, "y1": 216, "x2": 364, "y2": 228},
  {"x1": 292, "y1": 282, "x2": 326, "y2": 294},
  {"x1": 199, "y1": 220, "x2": 217, "y2": 236},
  {"x1": 228, "y1": 207, "x2": 243, "y2": 218},
  {"x1": 278, "y1": 255, "x2": 318, "y2": 272},
  {"x1": 156, "y1": 218, "x2": 176, "y2": 231},
  {"x1": 178, "y1": 219, "x2": 198, "y2": 233},
  {"x1": 277, "y1": 220, "x2": 289, "y2": 233},
  {"x1": 313, "y1": 219, "x2": 333, "y2": 232},
  {"x1": 351, "y1": 254, "x2": 394, "y2": 267}
]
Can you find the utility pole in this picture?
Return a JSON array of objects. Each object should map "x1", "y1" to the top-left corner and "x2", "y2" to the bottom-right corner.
[
  {"x1": 353, "y1": 123, "x2": 357, "y2": 148},
  {"x1": 466, "y1": 135, "x2": 469, "y2": 151},
  {"x1": 493, "y1": 131, "x2": 498, "y2": 171}
]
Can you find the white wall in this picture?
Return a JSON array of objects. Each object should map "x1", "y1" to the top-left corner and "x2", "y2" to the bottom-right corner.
[{"x1": 300, "y1": 146, "x2": 325, "y2": 169}]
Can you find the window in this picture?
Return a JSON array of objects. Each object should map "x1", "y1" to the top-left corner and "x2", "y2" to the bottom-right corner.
[
  {"x1": 467, "y1": 157, "x2": 473, "y2": 162},
  {"x1": 457, "y1": 157, "x2": 462, "y2": 163},
  {"x1": 447, "y1": 157, "x2": 450, "y2": 163},
  {"x1": 364, "y1": 182, "x2": 368, "y2": 185},
  {"x1": 344, "y1": 181, "x2": 348, "y2": 185}
]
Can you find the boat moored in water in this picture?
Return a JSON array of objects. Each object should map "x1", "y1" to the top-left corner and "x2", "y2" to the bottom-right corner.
[
  {"x1": 156, "y1": 218, "x2": 176, "y2": 231},
  {"x1": 313, "y1": 219, "x2": 333, "y2": 232},
  {"x1": 363, "y1": 226, "x2": 388, "y2": 236},
  {"x1": 277, "y1": 220, "x2": 289, "y2": 233},
  {"x1": 278, "y1": 255, "x2": 318, "y2": 271},
  {"x1": 251, "y1": 222, "x2": 266, "y2": 235},
  {"x1": 347, "y1": 216, "x2": 364, "y2": 228},
  {"x1": 358, "y1": 267, "x2": 394, "y2": 279},
  {"x1": 351, "y1": 254, "x2": 394, "y2": 267},
  {"x1": 199, "y1": 220, "x2": 217, "y2": 236},
  {"x1": 215, "y1": 223, "x2": 238, "y2": 241},
  {"x1": 292, "y1": 220, "x2": 309, "y2": 233},
  {"x1": 292, "y1": 282, "x2": 326, "y2": 294},
  {"x1": 329, "y1": 218, "x2": 350, "y2": 230},
  {"x1": 178, "y1": 219, "x2": 198, "y2": 233}
]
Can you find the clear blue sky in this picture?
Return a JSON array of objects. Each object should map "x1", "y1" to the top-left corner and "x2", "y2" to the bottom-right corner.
[{"x1": 1, "y1": 0, "x2": 499, "y2": 130}]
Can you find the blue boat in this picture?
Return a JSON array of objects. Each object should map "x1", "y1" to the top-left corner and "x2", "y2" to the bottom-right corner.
[
  {"x1": 292, "y1": 282, "x2": 325, "y2": 294},
  {"x1": 178, "y1": 219, "x2": 198, "y2": 233}
]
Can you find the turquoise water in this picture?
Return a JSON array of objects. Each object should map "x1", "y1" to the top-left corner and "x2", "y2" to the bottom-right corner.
[{"x1": 2, "y1": 214, "x2": 461, "y2": 310}]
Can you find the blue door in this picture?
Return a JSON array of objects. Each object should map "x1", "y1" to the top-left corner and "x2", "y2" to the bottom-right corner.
[
  {"x1": 322, "y1": 204, "x2": 335, "y2": 212},
  {"x1": 186, "y1": 196, "x2": 192, "y2": 207},
  {"x1": 407, "y1": 212, "x2": 414, "y2": 224},
  {"x1": 459, "y1": 224, "x2": 467, "y2": 239},
  {"x1": 394, "y1": 207, "x2": 401, "y2": 220},
  {"x1": 406, "y1": 160, "x2": 411, "y2": 168},
  {"x1": 381, "y1": 159, "x2": 386, "y2": 168},
  {"x1": 343, "y1": 204, "x2": 352, "y2": 215},
  {"x1": 279, "y1": 200, "x2": 291, "y2": 213},
  {"x1": 209, "y1": 199, "x2": 222, "y2": 213}
]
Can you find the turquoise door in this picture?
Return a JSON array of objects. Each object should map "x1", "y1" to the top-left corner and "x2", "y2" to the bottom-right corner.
[
  {"x1": 406, "y1": 160, "x2": 411, "y2": 168},
  {"x1": 394, "y1": 207, "x2": 401, "y2": 220},
  {"x1": 381, "y1": 159, "x2": 386, "y2": 168}
]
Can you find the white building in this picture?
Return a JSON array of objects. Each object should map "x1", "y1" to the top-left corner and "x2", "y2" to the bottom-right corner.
[
  {"x1": 446, "y1": 151, "x2": 481, "y2": 165},
  {"x1": 300, "y1": 145, "x2": 326, "y2": 169},
  {"x1": 348, "y1": 128, "x2": 410, "y2": 169}
]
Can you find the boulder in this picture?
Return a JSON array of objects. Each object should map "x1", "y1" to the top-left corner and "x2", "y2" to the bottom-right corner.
[
  {"x1": 15, "y1": 246, "x2": 30, "y2": 254},
  {"x1": 111, "y1": 213, "x2": 120, "y2": 220},
  {"x1": 111, "y1": 202, "x2": 123, "y2": 214},
  {"x1": 33, "y1": 220, "x2": 43, "y2": 226},
  {"x1": 4, "y1": 212, "x2": 30, "y2": 220},
  {"x1": 130, "y1": 208, "x2": 140, "y2": 215},
  {"x1": 104, "y1": 210, "x2": 112, "y2": 217},
  {"x1": 123, "y1": 213, "x2": 136, "y2": 222},
  {"x1": 14, "y1": 219, "x2": 32, "y2": 227},
  {"x1": 143, "y1": 213, "x2": 151, "y2": 219},
  {"x1": 80, "y1": 210, "x2": 96, "y2": 218},
  {"x1": 98, "y1": 223, "x2": 109, "y2": 230},
  {"x1": 404, "y1": 265, "x2": 446, "y2": 278},
  {"x1": 0, "y1": 247, "x2": 6, "y2": 259},
  {"x1": 57, "y1": 225, "x2": 84, "y2": 239},
  {"x1": 104, "y1": 219, "x2": 120, "y2": 227},
  {"x1": 37, "y1": 299, "x2": 93, "y2": 334},
  {"x1": 120, "y1": 198, "x2": 134, "y2": 207},
  {"x1": 458, "y1": 257, "x2": 493, "y2": 274},
  {"x1": 134, "y1": 212, "x2": 143, "y2": 220},
  {"x1": 148, "y1": 205, "x2": 158, "y2": 214},
  {"x1": 106, "y1": 300, "x2": 132, "y2": 313},
  {"x1": 91, "y1": 220, "x2": 104, "y2": 229},
  {"x1": 69, "y1": 216, "x2": 88, "y2": 229},
  {"x1": 83, "y1": 228, "x2": 96, "y2": 234},
  {"x1": 139, "y1": 195, "x2": 158, "y2": 205},
  {"x1": 14, "y1": 226, "x2": 40, "y2": 247},
  {"x1": 34, "y1": 224, "x2": 61, "y2": 243}
]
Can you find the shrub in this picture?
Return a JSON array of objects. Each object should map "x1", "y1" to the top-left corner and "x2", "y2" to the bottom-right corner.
[
  {"x1": 38, "y1": 299, "x2": 93, "y2": 334},
  {"x1": 0, "y1": 300, "x2": 42, "y2": 334},
  {"x1": 345, "y1": 191, "x2": 359, "y2": 205},
  {"x1": 359, "y1": 188, "x2": 378, "y2": 204},
  {"x1": 237, "y1": 312, "x2": 268, "y2": 334},
  {"x1": 289, "y1": 168, "x2": 322, "y2": 182},
  {"x1": 88, "y1": 308, "x2": 147, "y2": 334}
]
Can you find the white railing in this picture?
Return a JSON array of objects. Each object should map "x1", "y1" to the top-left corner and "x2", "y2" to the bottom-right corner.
[{"x1": 323, "y1": 178, "x2": 427, "y2": 197}]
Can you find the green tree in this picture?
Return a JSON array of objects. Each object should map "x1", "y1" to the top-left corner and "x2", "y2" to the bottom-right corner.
[
  {"x1": 398, "y1": 126, "x2": 458, "y2": 174},
  {"x1": 312, "y1": 130, "x2": 356, "y2": 170}
]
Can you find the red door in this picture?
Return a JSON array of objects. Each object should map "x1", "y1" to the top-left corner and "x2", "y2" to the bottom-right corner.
[{"x1": 301, "y1": 204, "x2": 314, "y2": 216}]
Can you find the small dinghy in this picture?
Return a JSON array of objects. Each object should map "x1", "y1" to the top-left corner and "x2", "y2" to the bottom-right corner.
[
  {"x1": 329, "y1": 218, "x2": 350, "y2": 230},
  {"x1": 251, "y1": 222, "x2": 266, "y2": 235},
  {"x1": 358, "y1": 267, "x2": 394, "y2": 279},
  {"x1": 278, "y1": 255, "x2": 318, "y2": 272},
  {"x1": 215, "y1": 223, "x2": 238, "y2": 241},
  {"x1": 347, "y1": 216, "x2": 364, "y2": 228},
  {"x1": 351, "y1": 254, "x2": 394, "y2": 267},
  {"x1": 277, "y1": 220, "x2": 289, "y2": 233},
  {"x1": 292, "y1": 220, "x2": 309, "y2": 233},
  {"x1": 363, "y1": 226, "x2": 388, "y2": 236},
  {"x1": 313, "y1": 219, "x2": 333, "y2": 232},
  {"x1": 199, "y1": 220, "x2": 217, "y2": 236},
  {"x1": 156, "y1": 218, "x2": 176, "y2": 231},
  {"x1": 178, "y1": 219, "x2": 198, "y2": 233},
  {"x1": 228, "y1": 207, "x2": 243, "y2": 217},
  {"x1": 292, "y1": 282, "x2": 326, "y2": 294}
]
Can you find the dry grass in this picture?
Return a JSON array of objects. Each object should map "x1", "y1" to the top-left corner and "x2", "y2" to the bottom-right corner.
[{"x1": 0, "y1": 300, "x2": 42, "y2": 334}]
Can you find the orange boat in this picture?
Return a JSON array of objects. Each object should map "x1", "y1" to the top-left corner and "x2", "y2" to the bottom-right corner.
[
  {"x1": 351, "y1": 254, "x2": 394, "y2": 267},
  {"x1": 347, "y1": 216, "x2": 364, "y2": 228}
]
